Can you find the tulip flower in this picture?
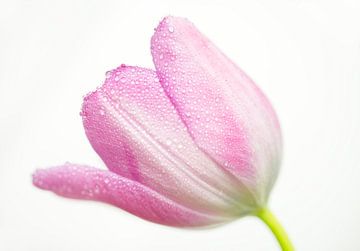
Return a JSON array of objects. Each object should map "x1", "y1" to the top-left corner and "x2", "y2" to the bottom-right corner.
[{"x1": 33, "y1": 16, "x2": 294, "y2": 250}]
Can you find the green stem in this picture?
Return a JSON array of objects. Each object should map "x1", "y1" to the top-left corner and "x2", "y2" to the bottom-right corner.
[{"x1": 256, "y1": 208, "x2": 294, "y2": 251}]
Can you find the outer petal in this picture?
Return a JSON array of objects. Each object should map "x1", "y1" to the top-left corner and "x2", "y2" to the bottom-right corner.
[
  {"x1": 32, "y1": 163, "x2": 227, "y2": 227},
  {"x1": 151, "y1": 16, "x2": 282, "y2": 204},
  {"x1": 81, "y1": 66, "x2": 256, "y2": 217}
]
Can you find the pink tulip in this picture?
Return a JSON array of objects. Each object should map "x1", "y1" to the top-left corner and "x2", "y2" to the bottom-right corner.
[{"x1": 33, "y1": 16, "x2": 293, "y2": 250}]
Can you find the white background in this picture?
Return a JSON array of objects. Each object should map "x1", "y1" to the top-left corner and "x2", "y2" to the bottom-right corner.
[{"x1": 1, "y1": 0, "x2": 359, "y2": 250}]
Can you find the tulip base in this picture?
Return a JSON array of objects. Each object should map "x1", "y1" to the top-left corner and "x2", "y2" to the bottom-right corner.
[{"x1": 256, "y1": 208, "x2": 294, "y2": 251}]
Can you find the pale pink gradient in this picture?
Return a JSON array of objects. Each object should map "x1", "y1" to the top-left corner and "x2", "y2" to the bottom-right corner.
[
  {"x1": 33, "y1": 16, "x2": 282, "y2": 227},
  {"x1": 151, "y1": 17, "x2": 282, "y2": 203}
]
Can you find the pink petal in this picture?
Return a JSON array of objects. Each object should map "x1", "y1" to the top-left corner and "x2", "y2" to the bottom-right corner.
[
  {"x1": 81, "y1": 66, "x2": 255, "y2": 216},
  {"x1": 32, "y1": 163, "x2": 227, "y2": 227},
  {"x1": 151, "y1": 16, "x2": 282, "y2": 204}
]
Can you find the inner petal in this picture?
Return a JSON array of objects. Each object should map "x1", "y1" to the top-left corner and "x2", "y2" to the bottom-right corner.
[{"x1": 81, "y1": 65, "x2": 256, "y2": 216}]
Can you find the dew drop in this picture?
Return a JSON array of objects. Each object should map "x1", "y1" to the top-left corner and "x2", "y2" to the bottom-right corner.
[
  {"x1": 105, "y1": 71, "x2": 111, "y2": 78},
  {"x1": 94, "y1": 186, "x2": 100, "y2": 194}
]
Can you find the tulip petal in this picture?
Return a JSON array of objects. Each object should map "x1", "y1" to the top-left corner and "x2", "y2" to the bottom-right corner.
[
  {"x1": 81, "y1": 66, "x2": 256, "y2": 216},
  {"x1": 32, "y1": 163, "x2": 227, "y2": 227},
  {"x1": 151, "y1": 16, "x2": 282, "y2": 204}
]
